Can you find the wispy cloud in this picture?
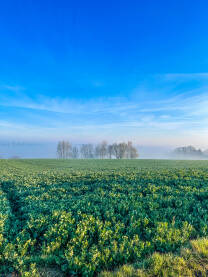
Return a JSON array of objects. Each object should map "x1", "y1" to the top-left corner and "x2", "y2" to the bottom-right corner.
[
  {"x1": 0, "y1": 84, "x2": 25, "y2": 92},
  {"x1": 1, "y1": 74, "x2": 208, "y2": 147},
  {"x1": 163, "y1": 73, "x2": 208, "y2": 81}
]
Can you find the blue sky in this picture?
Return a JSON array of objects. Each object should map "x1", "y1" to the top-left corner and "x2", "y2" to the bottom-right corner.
[{"x1": 1, "y1": 0, "x2": 208, "y2": 148}]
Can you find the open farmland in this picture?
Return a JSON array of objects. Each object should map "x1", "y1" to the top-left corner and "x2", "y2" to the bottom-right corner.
[{"x1": 0, "y1": 159, "x2": 208, "y2": 276}]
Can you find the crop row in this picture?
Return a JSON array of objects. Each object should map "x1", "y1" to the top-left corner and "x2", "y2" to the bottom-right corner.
[{"x1": 0, "y1": 159, "x2": 208, "y2": 275}]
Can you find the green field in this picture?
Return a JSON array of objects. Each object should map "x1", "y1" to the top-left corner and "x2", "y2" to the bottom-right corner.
[{"x1": 0, "y1": 159, "x2": 208, "y2": 276}]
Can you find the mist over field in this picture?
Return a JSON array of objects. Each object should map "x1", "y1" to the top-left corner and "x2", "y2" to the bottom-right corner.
[
  {"x1": 0, "y1": 142, "x2": 57, "y2": 159},
  {"x1": 1, "y1": 141, "x2": 207, "y2": 160},
  {"x1": 0, "y1": 141, "x2": 167, "y2": 159}
]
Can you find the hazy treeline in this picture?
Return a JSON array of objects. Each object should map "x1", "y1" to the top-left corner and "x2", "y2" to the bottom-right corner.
[
  {"x1": 57, "y1": 141, "x2": 139, "y2": 159},
  {"x1": 173, "y1": 145, "x2": 208, "y2": 159}
]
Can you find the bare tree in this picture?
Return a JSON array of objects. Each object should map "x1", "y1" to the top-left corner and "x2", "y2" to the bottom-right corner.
[
  {"x1": 100, "y1": 141, "x2": 108, "y2": 159},
  {"x1": 125, "y1": 141, "x2": 139, "y2": 159},
  {"x1": 128, "y1": 141, "x2": 139, "y2": 158},
  {"x1": 87, "y1": 144, "x2": 94, "y2": 158},
  {"x1": 95, "y1": 141, "x2": 107, "y2": 159},
  {"x1": 117, "y1": 142, "x2": 128, "y2": 159},
  {"x1": 71, "y1": 146, "x2": 79, "y2": 159},
  {"x1": 112, "y1": 141, "x2": 139, "y2": 159},
  {"x1": 112, "y1": 143, "x2": 120, "y2": 159},
  {"x1": 57, "y1": 141, "x2": 63, "y2": 159},
  {"x1": 112, "y1": 143, "x2": 125, "y2": 159},
  {"x1": 95, "y1": 144, "x2": 101, "y2": 158},
  {"x1": 107, "y1": 144, "x2": 114, "y2": 159},
  {"x1": 57, "y1": 141, "x2": 72, "y2": 159},
  {"x1": 80, "y1": 144, "x2": 94, "y2": 158},
  {"x1": 126, "y1": 141, "x2": 132, "y2": 159}
]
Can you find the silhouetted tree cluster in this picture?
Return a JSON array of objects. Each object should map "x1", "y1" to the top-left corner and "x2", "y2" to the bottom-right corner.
[
  {"x1": 173, "y1": 145, "x2": 203, "y2": 158},
  {"x1": 57, "y1": 141, "x2": 72, "y2": 159},
  {"x1": 173, "y1": 145, "x2": 206, "y2": 159},
  {"x1": 57, "y1": 140, "x2": 139, "y2": 159}
]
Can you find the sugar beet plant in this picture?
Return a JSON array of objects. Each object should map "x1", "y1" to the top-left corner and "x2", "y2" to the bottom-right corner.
[{"x1": 0, "y1": 159, "x2": 208, "y2": 275}]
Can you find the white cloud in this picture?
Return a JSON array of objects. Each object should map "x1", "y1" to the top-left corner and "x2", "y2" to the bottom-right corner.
[
  {"x1": 162, "y1": 73, "x2": 208, "y2": 81},
  {"x1": 0, "y1": 84, "x2": 24, "y2": 92},
  {"x1": 1, "y1": 75, "x2": 208, "y2": 147}
]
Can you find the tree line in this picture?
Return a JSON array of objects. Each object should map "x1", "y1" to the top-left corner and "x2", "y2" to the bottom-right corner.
[
  {"x1": 57, "y1": 141, "x2": 139, "y2": 159},
  {"x1": 173, "y1": 145, "x2": 207, "y2": 158}
]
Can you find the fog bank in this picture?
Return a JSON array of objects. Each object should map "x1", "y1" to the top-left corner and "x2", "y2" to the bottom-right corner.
[{"x1": 0, "y1": 141, "x2": 207, "y2": 160}]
